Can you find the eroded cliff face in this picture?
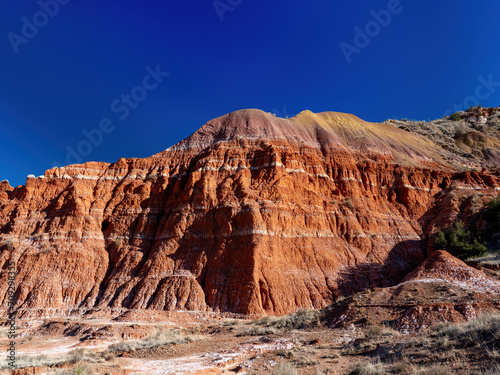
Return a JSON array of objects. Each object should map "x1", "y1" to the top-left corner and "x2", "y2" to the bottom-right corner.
[{"x1": 0, "y1": 109, "x2": 499, "y2": 318}]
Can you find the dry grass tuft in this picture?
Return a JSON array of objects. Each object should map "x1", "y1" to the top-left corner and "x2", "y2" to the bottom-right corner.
[
  {"x1": 261, "y1": 309, "x2": 320, "y2": 330},
  {"x1": 240, "y1": 326, "x2": 277, "y2": 336},
  {"x1": 417, "y1": 365, "x2": 453, "y2": 375},
  {"x1": 270, "y1": 362, "x2": 299, "y2": 375},
  {"x1": 348, "y1": 359, "x2": 383, "y2": 375},
  {"x1": 365, "y1": 325, "x2": 400, "y2": 340},
  {"x1": 432, "y1": 312, "x2": 500, "y2": 344},
  {"x1": 56, "y1": 363, "x2": 95, "y2": 375},
  {"x1": 108, "y1": 328, "x2": 194, "y2": 353}
]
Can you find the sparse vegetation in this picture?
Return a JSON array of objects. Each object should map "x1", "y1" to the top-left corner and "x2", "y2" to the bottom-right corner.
[
  {"x1": 40, "y1": 245, "x2": 56, "y2": 254},
  {"x1": 338, "y1": 313, "x2": 500, "y2": 375},
  {"x1": 57, "y1": 363, "x2": 94, "y2": 375},
  {"x1": 432, "y1": 312, "x2": 500, "y2": 344},
  {"x1": 146, "y1": 173, "x2": 159, "y2": 180},
  {"x1": 274, "y1": 348, "x2": 294, "y2": 358},
  {"x1": 390, "y1": 360, "x2": 411, "y2": 374},
  {"x1": 343, "y1": 197, "x2": 355, "y2": 211},
  {"x1": 434, "y1": 220, "x2": 487, "y2": 260},
  {"x1": 469, "y1": 251, "x2": 500, "y2": 265},
  {"x1": 449, "y1": 112, "x2": 461, "y2": 121},
  {"x1": 0, "y1": 345, "x2": 100, "y2": 371},
  {"x1": 68, "y1": 348, "x2": 85, "y2": 364},
  {"x1": 349, "y1": 359, "x2": 383, "y2": 375},
  {"x1": 270, "y1": 362, "x2": 299, "y2": 375},
  {"x1": 434, "y1": 196, "x2": 500, "y2": 259},
  {"x1": 7, "y1": 312, "x2": 500, "y2": 374},
  {"x1": 2, "y1": 354, "x2": 68, "y2": 370},
  {"x1": 1, "y1": 235, "x2": 14, "y2": 251},
  {"x1": 261, "y1": 309, "x2": 320, "y2": 330},
  {"x1": 364, "y1": 325, "x2": 400, "y2": 339},
  {"x1": 108, "y1": 328, "x2": 194, "y2": 353},
  {"x1": 485, "y1": 195, "x2": 500, "y2": 229},
  {"x1": 239, "y1": 309, "x2": 320, "y2": 337},
  {"x1": 240, "y1": 326, "x2": 277, "y2": 336}
]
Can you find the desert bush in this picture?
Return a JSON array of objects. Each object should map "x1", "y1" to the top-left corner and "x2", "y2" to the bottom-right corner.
[
  {"x1": 1, "y1": 236, "x2": 14, "y2": 251},
  {"x1": 341, "y1": 343, "x2": 357, "y2": 356},
  {"x1": 417, "y1": 365, "x2": 452, "y2": 375},
  {"x1": 314, "y1": 369, "x2": 335, "y2": 375},
  {"x1": 343, "y1": 197, "x2": 355, "y2": 211},
  {"x1": 470, "y1": 251, "x2": 500, "y2": 265},
  {"x1": 57, "y1": 363, "x2": 94, "y2": 375},
  {"x1": 365, "y1": 325, "x2": 400, "y2": 340},
  {"x1": 222, "y1": 319, "x2": 239, "y2": 326},
  {"x1": 485, "y1": 195, "x2": 500, "y2": 229},
  {"x1": 434, "y1": 220, "x2": 487, "y2": 259},
  {"x1": 108, "y1": 328, "x2": 193, "y2": 353},
  {"x1": 255, "y1": 315, "x2": 279, "y2": 326},
  {"x1": 68, "y1": 348, "x2": 85, "y2": 364},
  {"x1": 2, "y1": 354, "x2": 68, "y2": 369},
  {"x1": 348, "y1": 359, "x2": 383, "y2": 375},
  {"x1": 486, "y1": 347, "x2": 500, "y2": 361},
  {"x1": 449, "y1": 112, "x2": 461, "y2": 121},
  {"x1": 266, "y1": 309, "x2": 320, "y2": 330},
  {"x1": 486, "y1": 364, "x2": 500, "y2": 374},
  {"x1": 72, "y1": 363, "x2": 94, "y2": 375},
  {"x1": 40, "y1": 245, "x2": 56, "y2": 254},
  {"x1": 432, "y1": 313, "x2": 500, "y2": 345},
  {"x1": 275, "y1": 349, "x2": 294, "y2": 358},
  {"x1": 270, "y1": 362, "x2": 299, "y2": 375},
  {"x1": 294, "y1": 355, "x2": 319, "y2": 367},
  {"x1": 146, "y1": 173, "x2": 159, "y2": 180},
  {"x1": 390, "y1": 360, "x2": 411, "y2": 374},
  {"x1": 240, "y1": 326, "x2": 277, "y2": 336},
  {"x1": 432, "y1": 321, "x2": 463, "y2": 339}
]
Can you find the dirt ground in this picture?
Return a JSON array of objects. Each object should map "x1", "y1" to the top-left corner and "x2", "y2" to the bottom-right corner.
[{"x1": 1, "y1": 308, "x2": 500, "y2": 375}]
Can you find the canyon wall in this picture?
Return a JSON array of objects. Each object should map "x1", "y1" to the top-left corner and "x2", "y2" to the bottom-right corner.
[{"x1": 0, "y1": 109, "x2": 498, "y2": 317}]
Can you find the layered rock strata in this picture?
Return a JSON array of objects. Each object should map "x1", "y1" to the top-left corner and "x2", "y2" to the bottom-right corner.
[{"x1": 0, "y1": 109, "x2": 499, "y2": 317}]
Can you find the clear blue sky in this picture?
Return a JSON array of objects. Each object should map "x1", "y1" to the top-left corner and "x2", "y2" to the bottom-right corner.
[{"x1": 1, "y1": 0, "x2": 500, "y2": 187}]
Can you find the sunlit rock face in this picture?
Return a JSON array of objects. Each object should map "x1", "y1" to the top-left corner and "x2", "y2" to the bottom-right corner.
[{"x1": 0, "y1": 109, "x2": 499, "y2": 318}]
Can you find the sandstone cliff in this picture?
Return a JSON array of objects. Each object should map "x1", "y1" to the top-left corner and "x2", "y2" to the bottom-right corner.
[{"x1": 0, "y1": 109, "x2": 499, "y2": 318}]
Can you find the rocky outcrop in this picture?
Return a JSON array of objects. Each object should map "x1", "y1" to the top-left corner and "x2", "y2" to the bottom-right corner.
[
  {"x1": 0, "y1": 109, "x2": 499, "y2": 318},
  {"x1": 324, "y1": 251, "x2": 500, "y2": 331},
  {"x1": 387, "y1": 106, "x2": 500, "y2": 169}
]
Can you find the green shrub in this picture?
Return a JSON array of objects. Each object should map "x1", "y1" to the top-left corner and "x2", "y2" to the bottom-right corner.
[
  {"x1": 449, "y1": 112, "x2": 461, "y2": 121},
  {"x1": 434, "y1": 220, "x2": 487, "y2": 260},
  {"x1": 485, "y1": 195, "x2": 500, "y2": 229}
]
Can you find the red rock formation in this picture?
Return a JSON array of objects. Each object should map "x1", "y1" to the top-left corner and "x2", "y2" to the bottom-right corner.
[
  {"x1": 0, "y1": 109, "x2": 498, "y2": 318},
  {"x1": 325, "y1": 251, "x2": 500, "y2": 331},
  {"x1": 402, "y1": 250, "x2": 500, "y2": 294}
]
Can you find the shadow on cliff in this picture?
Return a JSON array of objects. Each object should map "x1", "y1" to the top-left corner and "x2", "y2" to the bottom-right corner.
[
  {"x1": 334, "y1": 169, "x2": 465, "y2": 298},
  {"x1": 336, "y1": 239, "x2": 424, "y2": 297}
]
